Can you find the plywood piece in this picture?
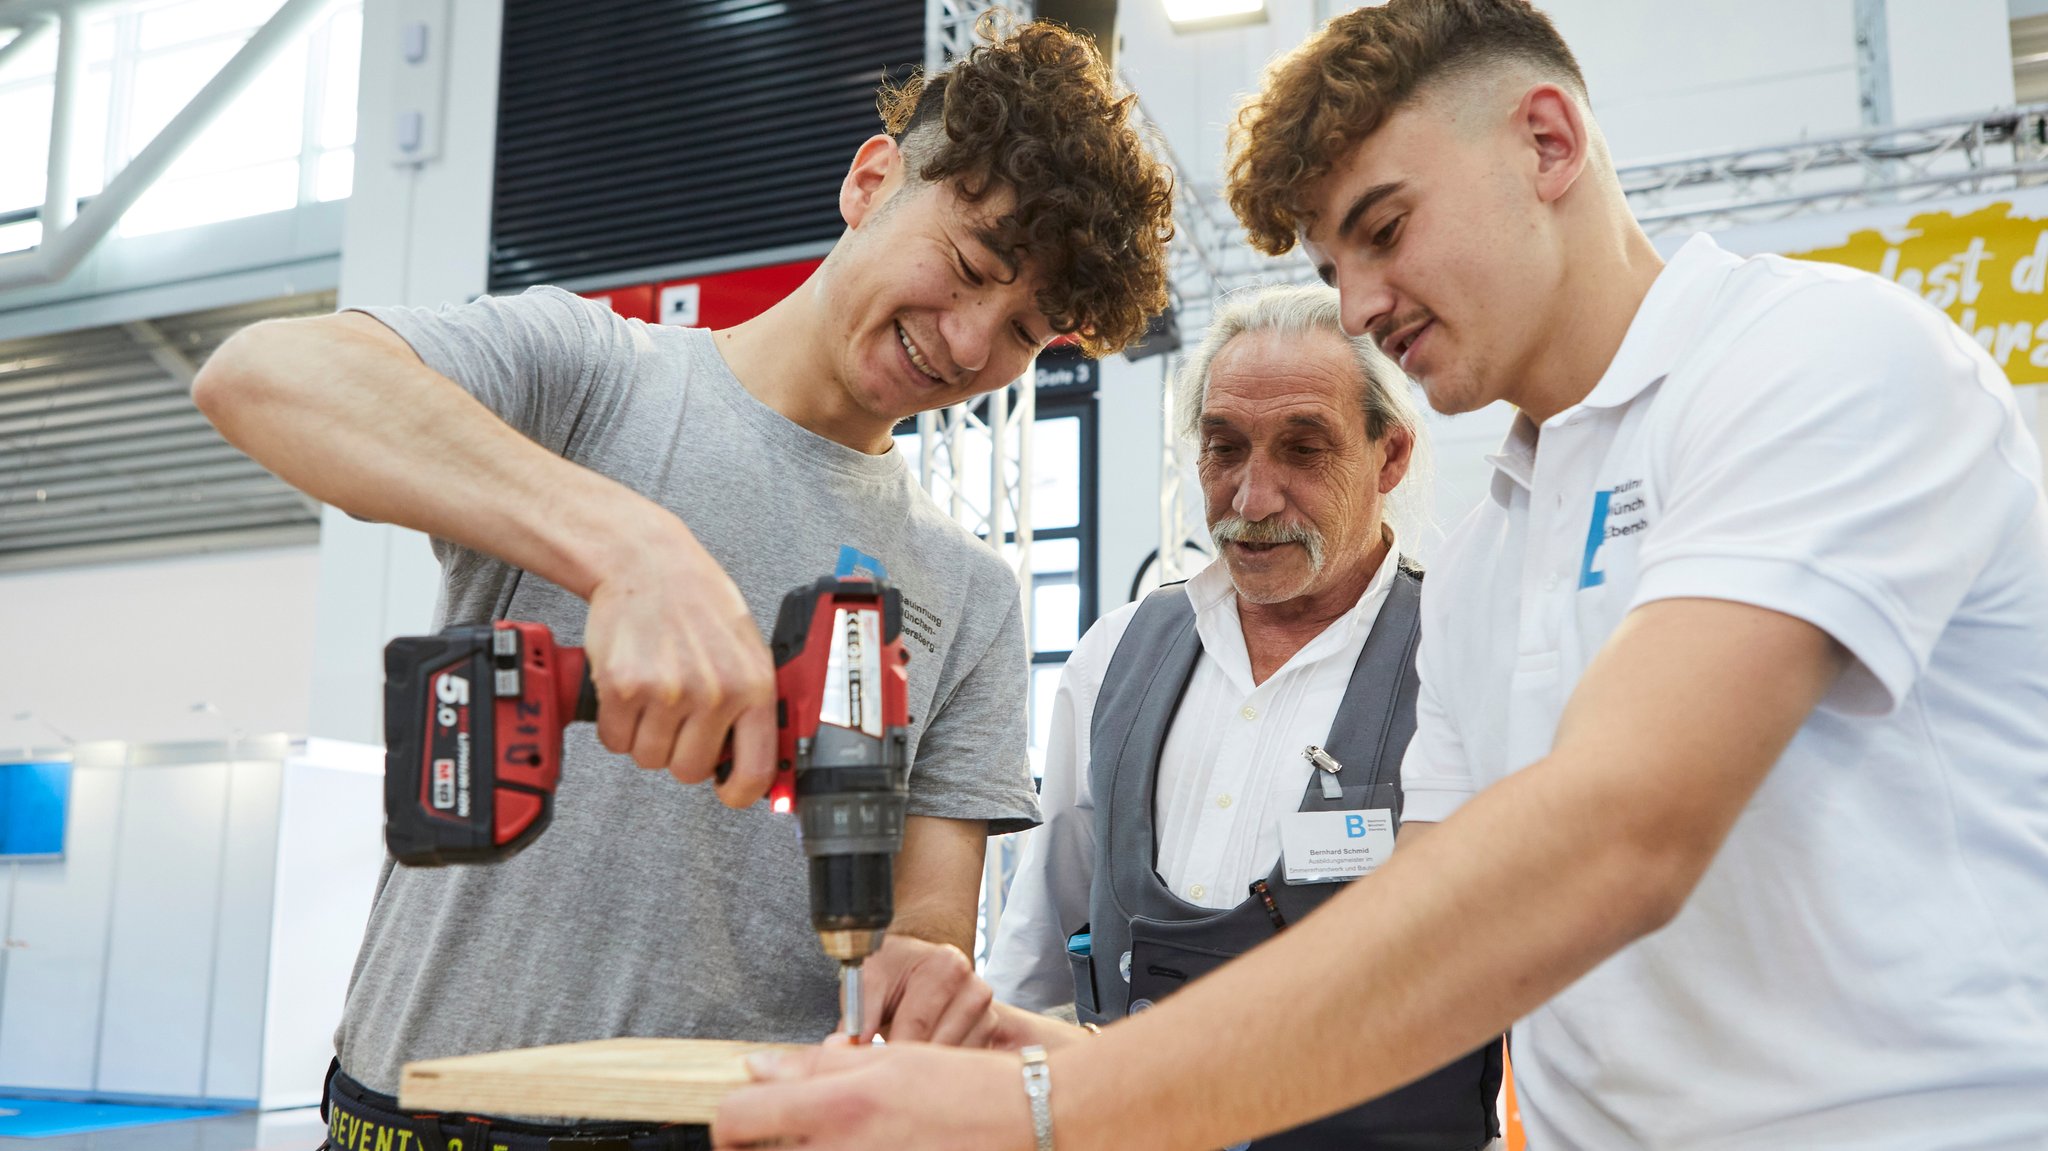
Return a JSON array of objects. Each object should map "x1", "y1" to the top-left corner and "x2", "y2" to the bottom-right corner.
[{"x1": 399, "y1": 1038, "x2": 803, "y2": 1124}]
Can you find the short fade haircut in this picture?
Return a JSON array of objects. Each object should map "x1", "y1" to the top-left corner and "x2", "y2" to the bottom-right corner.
[
  {"x1": 1174, "y1": 284, "x2": 1433, "y2": 544},
  {"x1": 1225, "y1": 0, "x2": 1586, "y2": 256},
  {"x1": 878, "y1": 15, "x2": 1175, "y2": 358}
]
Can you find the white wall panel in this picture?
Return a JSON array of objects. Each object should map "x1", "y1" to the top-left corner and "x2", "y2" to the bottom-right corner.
[
  {"x1": 95, "y1": 761, "x2": 229, "y2": 1097},
  {"x1": 0, "y1": 547, "x2": 319, "y2": 750},
  {"x1": 1887, "y1": 0, "x2": 2015, "y2": 122},
  {"x1": 0, "y1": 874, "x2": 10, "y2": 1022},
  {"x1": 1594, "y1": 69, "x2": 1866, "y2": 165},
  {"x1": 202, "y1": 759, "x2": 284, "y2": 1103},
  {"x1": 260, "y1": 741, "x2": 384, "y2": 1109},
  {"x1": 1095, "y1": 355, "x2": 1172, "y2": 616},
  {"x1": 0, "y1": 751, "x2": 122, "y2": 1091},
  {"x1": 1540, "y1": 0, "x2": 1861, "y2": 163},
  {"x1": 0, "y1": 737, "x2": 381, "y2": 1107},
  {"x1": 0, "y1": 859, "x2": 11, "y2": 1016}
]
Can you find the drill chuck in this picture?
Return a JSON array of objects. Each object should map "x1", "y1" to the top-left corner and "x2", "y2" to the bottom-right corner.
[{"x1": 795, "y1": 724, "x2": 910, "y2": 944}]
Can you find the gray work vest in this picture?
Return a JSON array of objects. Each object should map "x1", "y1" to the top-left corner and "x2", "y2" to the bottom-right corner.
[{"x1": 1074, "y1": 567, "x2": 1502, "y2": 1150}]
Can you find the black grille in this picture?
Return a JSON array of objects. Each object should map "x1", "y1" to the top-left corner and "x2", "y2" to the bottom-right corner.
[{"x1": 489, "y1": 0, "x2": 923, "y2": 291}]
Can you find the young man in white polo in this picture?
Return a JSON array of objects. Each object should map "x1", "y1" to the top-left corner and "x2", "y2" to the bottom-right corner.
[{"x1": 713, "y1": 1, "x2": 2048, "y2": 1148}]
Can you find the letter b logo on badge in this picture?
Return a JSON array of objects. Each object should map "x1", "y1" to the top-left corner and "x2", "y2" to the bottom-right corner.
[{"x1": 1345, "y1": 814, "x2": 1367, "y2": 838}]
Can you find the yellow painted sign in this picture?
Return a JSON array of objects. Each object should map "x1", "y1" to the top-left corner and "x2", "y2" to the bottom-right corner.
[{"x1": 1789, "y1": 201, "x2": 2048, "y2": 385}]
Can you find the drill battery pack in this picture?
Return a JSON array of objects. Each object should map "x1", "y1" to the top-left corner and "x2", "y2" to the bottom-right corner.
[{"x1": 382, "y1": 621, "x2": 596, "y2": 865}]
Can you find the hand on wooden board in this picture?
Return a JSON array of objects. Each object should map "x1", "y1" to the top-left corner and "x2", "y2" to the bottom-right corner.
[
  {"x1": 856, "y1": 935, "x2": 997, "y2": 1045},
  {"x1": 714, "y1": 1043, "x2": 1036, "y2": 1151},
  {"x1": 857, "y1": 935, "x2": 1096, "y2": 1052}
]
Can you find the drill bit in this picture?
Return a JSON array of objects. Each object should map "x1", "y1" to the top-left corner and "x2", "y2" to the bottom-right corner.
[{"x1": 840, "y1": 961, "x2": 863, "y2": 1038}]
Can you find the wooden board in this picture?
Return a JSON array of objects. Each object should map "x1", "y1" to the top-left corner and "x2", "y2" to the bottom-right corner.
[{"x1": 399, "y1": 1037, "x2": 804, "y2": 1124}]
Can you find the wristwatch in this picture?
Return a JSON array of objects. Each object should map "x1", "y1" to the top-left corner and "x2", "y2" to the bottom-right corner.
[{"x1": 1020, "y1": 1044, "x2": 1054, "y2": 1151}]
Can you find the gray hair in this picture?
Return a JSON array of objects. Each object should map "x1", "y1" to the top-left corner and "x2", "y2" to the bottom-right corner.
[{"x1": 1173, "y1": 283, "x2": 1435, "y2": 547}]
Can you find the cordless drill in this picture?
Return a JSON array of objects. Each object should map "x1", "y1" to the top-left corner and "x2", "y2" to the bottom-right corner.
[{"x1": 381, "y1": 576, "x2": 911, "y2": 1035}]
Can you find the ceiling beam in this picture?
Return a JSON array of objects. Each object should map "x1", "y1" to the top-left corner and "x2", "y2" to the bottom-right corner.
[{"x1": 122, "y1": 320, "x2": 201, "y2": 388}]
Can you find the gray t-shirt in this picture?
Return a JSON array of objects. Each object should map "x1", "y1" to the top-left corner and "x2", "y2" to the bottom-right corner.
[{"x1": 336, "y1": 285, "x2": 1039, "y2": 1094}]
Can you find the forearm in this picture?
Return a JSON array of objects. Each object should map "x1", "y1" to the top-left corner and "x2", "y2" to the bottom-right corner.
[
  {"x1": 1052, "y1": 757, "x2": 1681, "y2": 1151},
  {"x1": 195, "y1": 314, "x2": 675, "y2": 600},
  {"x1": 711, "y1": 603, "x2": 1841, "y2": 1150},
  {"x1": 887, "y1": 816, "x2": 987, "y2": 955},
  {"x1": 889, "y1": 910, "x2": 977, "y2": 956}
]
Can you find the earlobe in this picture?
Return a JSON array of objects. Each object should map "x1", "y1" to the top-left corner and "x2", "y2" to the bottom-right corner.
[{"x1": 841, "y1": 134, "x2": 901, "y2": 228}]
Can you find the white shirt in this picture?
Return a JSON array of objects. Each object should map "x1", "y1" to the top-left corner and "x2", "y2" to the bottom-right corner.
[
  {"x1": 986, "y1": 537, "x2": 1404, "y2": 1010},
  {"x1": 1404, "y1": 235, "x2": 2048, "y2": 1149}
]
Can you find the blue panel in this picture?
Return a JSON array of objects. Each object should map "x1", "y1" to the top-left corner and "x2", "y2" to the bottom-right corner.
[
  {"x1": 0, "y1": 1097, "x2": 234, "y2": 1137},
  {"x1": 0, "y1": 762, "x2": 71, "y2": 858}
]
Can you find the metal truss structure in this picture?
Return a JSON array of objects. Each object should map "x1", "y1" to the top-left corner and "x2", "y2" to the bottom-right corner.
[
  {"x1": 0, "y1": 0, "x2": 334, "y2": 290},
  {"x1": 920, "y1": 0, "x2": 1043, "y2": 962},
  {"x1": 1618, "y1": 104, "x2": 2048, "y2": 236},
  {"x1": 916, "y1": 0, "x2": 1036, "y2": 651},
  {"x1": 925, "y1": 0, "x2": 1001, "y2": 67}
]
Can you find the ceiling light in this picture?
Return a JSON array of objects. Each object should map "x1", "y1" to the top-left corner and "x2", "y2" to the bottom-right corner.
[{"x1": 1162, "y1": 0, "x2": 1267, "y2": 32}]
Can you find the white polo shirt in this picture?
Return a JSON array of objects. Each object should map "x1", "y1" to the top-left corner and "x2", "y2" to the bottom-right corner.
[{"x1": 1402, "y1": 235, "x2": 2048, "y2": 1148}]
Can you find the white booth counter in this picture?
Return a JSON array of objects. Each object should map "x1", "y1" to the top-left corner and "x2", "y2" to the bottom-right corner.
[{"x1": 0, "y1": 735, "x2": 384, "y2": 1109}]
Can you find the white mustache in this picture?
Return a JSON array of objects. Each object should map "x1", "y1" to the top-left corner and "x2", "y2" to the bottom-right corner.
[{"x1": 1210, "y1": 515, "x2": 1326, "y2": 573}]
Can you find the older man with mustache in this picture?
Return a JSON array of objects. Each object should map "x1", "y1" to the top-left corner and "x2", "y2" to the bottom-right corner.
[{"x1": 849, "y1": 284, "x2": 1504, "y2": 1150}]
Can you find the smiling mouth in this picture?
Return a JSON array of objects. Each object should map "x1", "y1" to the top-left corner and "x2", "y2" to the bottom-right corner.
[
  {"x1": 1389, "y1": 320, "x2": 1432, "y2": 368},
  {"x1": 896, "y1": 322, "x2": 945, "y2": 384}
]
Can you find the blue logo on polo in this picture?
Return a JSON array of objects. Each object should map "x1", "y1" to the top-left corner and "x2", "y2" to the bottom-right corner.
[
  {"x1": 834, "y1": 545, "x2": 888, "y2": 581},
  {"x1": 1579, "y1": 490, "x2": 1613, "y2": 589},
  {"x1": 1581, "y1": 481, "x2": 1650, "y2": 588}
]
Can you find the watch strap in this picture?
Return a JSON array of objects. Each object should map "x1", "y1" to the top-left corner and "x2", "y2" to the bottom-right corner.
[{"x1": 1020, "y1": 1044, "x2": 1054, "y2": 1151}]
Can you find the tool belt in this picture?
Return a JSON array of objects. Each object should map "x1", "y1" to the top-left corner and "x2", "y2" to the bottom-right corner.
[{"x1": 322, "y1": 1060, "x2": 710, "y2": 1151}]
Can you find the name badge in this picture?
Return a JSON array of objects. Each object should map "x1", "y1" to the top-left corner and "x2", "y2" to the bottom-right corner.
[{"x1": 1279, "y1": 809, "x2": 1394, "y2": 885}]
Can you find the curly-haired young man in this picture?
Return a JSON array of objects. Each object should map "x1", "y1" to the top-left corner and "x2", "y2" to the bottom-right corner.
[
  {"x1": 194, "y1": 18, "x2": 1172, "y2": 1150},
  {"x1": 715, "y1": 2, "x2": 2048, "y2": 1150}
]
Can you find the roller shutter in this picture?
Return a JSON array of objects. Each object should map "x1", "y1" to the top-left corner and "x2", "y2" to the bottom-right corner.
[{"x1": 489, "y1": 0, "x2": 923, "y2": 291}]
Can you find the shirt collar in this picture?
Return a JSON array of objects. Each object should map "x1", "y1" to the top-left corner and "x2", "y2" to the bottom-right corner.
[
  {"x1": 1577, "y1": 232, "x2": 1741, "y2": 412},
  {"x1": 1485, "y1": 413, "x2": 1540, "y2": 501},
  {"x1": 1186, "y1": 528, "x2": 1404, "y2": 691},
  {"x1": 1486, "y1": 233, "x2": 1742, "y2": 504}
]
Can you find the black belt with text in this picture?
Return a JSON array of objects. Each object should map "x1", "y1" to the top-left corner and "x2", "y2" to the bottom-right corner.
[{"x1": 322, "y1": 1062, "x2": 710, "y2": 1151}]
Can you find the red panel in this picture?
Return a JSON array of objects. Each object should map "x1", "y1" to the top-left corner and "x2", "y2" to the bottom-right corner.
[
  {"x1": 581, "y1": 285, "x2": 657, "y2": 324},
  {"x1": 654, "y1": 257, "x2": 824, "y2": 329}
]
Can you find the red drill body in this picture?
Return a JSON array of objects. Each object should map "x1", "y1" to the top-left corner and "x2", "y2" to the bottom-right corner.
[{"x1": 381, "y1": 577, "x2": 912, "y2": 1033}]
